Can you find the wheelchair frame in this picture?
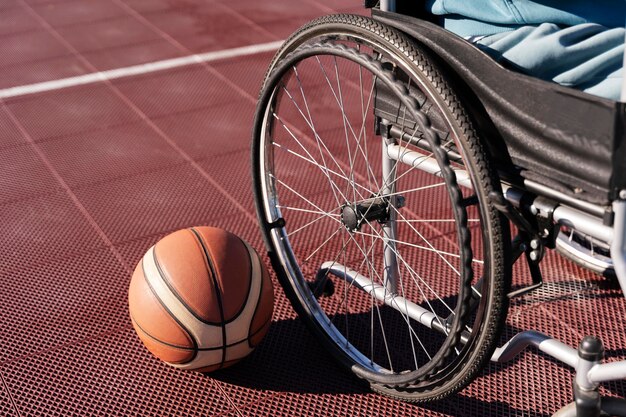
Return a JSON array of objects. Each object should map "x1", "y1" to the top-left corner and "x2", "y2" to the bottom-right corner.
[
  {"x1": 252, "y1": 2, "x2": 626, "y2": 414},
  {"x1": 371, "y1": 2, "x2": 626, "y2": 415}
]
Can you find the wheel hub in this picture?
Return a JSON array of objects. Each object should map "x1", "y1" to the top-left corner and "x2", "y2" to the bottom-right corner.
[{"x1": 341, "y1": 196, "x2": 392, "y2": 232}]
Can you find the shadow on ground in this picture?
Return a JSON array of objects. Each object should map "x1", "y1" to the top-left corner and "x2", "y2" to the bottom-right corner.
[{"x1": 209, "y1": 316, "x2": 558, "y2": 416}]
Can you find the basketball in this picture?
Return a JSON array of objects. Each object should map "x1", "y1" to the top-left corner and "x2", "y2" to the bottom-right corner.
[{"x1": 128, "y1": 226, "x2": 274, "y2": 372}]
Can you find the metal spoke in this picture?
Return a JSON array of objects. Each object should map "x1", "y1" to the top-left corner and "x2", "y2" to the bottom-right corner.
[
  {"x1": 262, "y1": 47, "x2": 490, "y2": 377},
  {"x1": 388, "y1": 203, "x2": 462, "y2": 277},
  {"x1": 315, "y1": 56, "x2": 383, "y2": 192},
  {"x1": 395, "y1": 258, "x2": 429, "y2": 366},
  {"x1": 341, "y1": 227, "x2": 434, "y2": 360},
  {"x1": 399, "y1": 219, "x2": 480, "y2": 223},
  {"x1": 277, "y1": 205, "x2": 341, "y2": 217},
  {"x1": 331, "y1": 56, "x2": 358, "y2": 202},
  {"x1": 359, "y1": 217, "x2": 456, "y2": 318},
  {"x1": 272, "y1": 112, "x2": 350, "y2": 205},
  {"x1": 379, "y1": 182, "x2": 447, "y2": 199},
  {"x1": 348, "y1": 71, "x2": 380, "y2": 194},
  {"x1": 272, "y1": 141, "x2": 374, "y2": 199},
  {"x1": 303, "y1": 225, "x2": 344, "y2": 264},
  {"x1": 308, "y1": 228, "x2": 353, "y2": 298},
  {"x1": 333, "y1": 229, "x2": 419, "y2": 364},
  {"x1": 357, "y1": 45, "x2": 377, "y2": 195},
  {"x1": 352, "y1": 229, "x2": 484, "y2": 265},
  {"x1": 282, "y1": 72, "x2": 357, "y2": 203},
  {"x1": 383, "y1": 136, "x2": 456, "y2": 195},
  {"x1": 286, "y1": 210, "x2": 341, "y2": 238},
  {"x1": 325, "y1": 228, "x2": 426, "y2": 367},
  {"x1": 270, "y1": 174, "x2": 342, "y2": 224}
]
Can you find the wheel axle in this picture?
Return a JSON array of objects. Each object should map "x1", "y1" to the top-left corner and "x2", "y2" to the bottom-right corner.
[{"x1": 341, "y1": 196, "x2": 391, "y2": 232}]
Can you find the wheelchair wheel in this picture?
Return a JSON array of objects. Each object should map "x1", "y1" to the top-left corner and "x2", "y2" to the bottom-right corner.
[{"x1": 252, "y1": 14, "x2": 510, "y2": 402}]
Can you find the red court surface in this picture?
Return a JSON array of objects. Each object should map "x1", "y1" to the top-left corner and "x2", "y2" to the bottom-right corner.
[{"x1": 0, "y1": 1, "x2": 624, "y2": 416}]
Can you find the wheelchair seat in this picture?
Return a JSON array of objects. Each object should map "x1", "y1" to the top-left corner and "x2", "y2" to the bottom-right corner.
[{"x1": 373, "y1": 9, "x2": 626, "y2": 207}]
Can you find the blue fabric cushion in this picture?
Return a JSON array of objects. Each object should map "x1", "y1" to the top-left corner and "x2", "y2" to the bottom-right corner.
[
  {"x1": 427, "y1": 0, "x2": 626, "y2": 36},
  {"x1": 426, "y1": 0, "x2": 625, "y2": 100},
  {"x1": 478, "y1": 23, "x2": 624, "y2": 100}
]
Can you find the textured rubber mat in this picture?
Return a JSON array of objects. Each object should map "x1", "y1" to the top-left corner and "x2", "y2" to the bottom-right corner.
[
  {"x1": 0, "y1": 379, "x2": 16, "y2": 417},
  {"x1": 0, "y1": 0, "x2": 624, "y2": 416},
  {"x1": 0, "y1": 247, "x2": 129, "y2": 364},
  {"x1": 2, "y1": 330, "x2": 239, "y2": 417}
]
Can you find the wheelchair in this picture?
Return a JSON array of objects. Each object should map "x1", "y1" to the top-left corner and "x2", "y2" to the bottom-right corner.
[{"x1": 251, "y1": 1, "x2": 626, "y2": 414}]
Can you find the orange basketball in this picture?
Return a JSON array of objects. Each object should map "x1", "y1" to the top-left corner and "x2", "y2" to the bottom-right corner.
[{"x1": 128, "y1": 226, "x2": 274, "y2": 372}]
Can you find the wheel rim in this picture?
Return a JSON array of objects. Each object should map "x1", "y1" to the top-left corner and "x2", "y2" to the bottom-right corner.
[{"x1": 255, "y1": 35, "x2": 489, "y2": 385}]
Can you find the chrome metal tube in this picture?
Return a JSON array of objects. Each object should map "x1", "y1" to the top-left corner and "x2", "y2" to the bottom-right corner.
[
  {"x1": 491, "y1": 330, "x2": 579, "y2": 367},
  {"x1": 553, "y1": 205, "x2": 613, "y2": 244},
  {"x1": 385, "y1": 143, "x2": 471, "y2": 188},
  {"x1": 389, "y1": 126, "x2": 607, "y2": 218},
  {"x1": 317, "y1": 261, "x2": 438, "y2": 329},
  {"x1": 610, "y1": 201, "x2": 626, "y2": 296},
  {"x1": 502, "y1": 186, "x2": 613, "y2": 245},
  {"x1": 587, "y1": 360, "x2": 626, "y2": 384},
  {"x1": 382, "y1": 137, "x2": 398, "y2": 294},
  {"x1": 388, "y1": 144, "x2": 613, "y2": 245},
  {"x1": 522, "y1": 179, "x2": 606, "y2": 218},
  {"x1": 576, "y1": 355, "x2": 599, "y2": 391}
]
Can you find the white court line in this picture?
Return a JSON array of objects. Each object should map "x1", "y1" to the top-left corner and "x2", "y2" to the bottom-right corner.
[{"x1": 0, "y1": 40, "x2": 284, "y2": 99}]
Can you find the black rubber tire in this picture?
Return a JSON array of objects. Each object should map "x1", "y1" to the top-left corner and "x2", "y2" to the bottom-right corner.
[{"x1": 251, "y1": 14, "x2": 511, "y2": 402}]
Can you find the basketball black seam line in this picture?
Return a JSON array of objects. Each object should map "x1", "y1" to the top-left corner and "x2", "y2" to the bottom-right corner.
[
  {"x1": 148, "y1": 233, "x2": 266, "y2": 355},
  {"x1": 197, "y1": 320, "x2": 273, "y2": 351},
  {"x1": 142, "y1": 254, "x2": 198, "y2": 351},
  {"x1": 132, "y1": 310, "x2": 271, "y2": 352},
  {"x1": 247, "y1": 248, "x2": 263, "y2": 350},
  {"x1": 140, "y1": 255, "x2": 199, "y2": 362},
  {"x1": 248, "y1": 315, "x2": 272, "y2": 350},
  {"x1": 246, "y1": 244, "x2": 267, "y2": 349},
  {"x1": 191, "y1": 227, "x2": 228, "y2": 370},
  {"x1": 222, "y1": 234, "x2": 254, "y2": 325},
  {"x1": 130, "y1": 311, "x2": 194, "y2": 352},
  {"x1": 153, "y1": 233, "x2": 224, "y2": 326}
]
